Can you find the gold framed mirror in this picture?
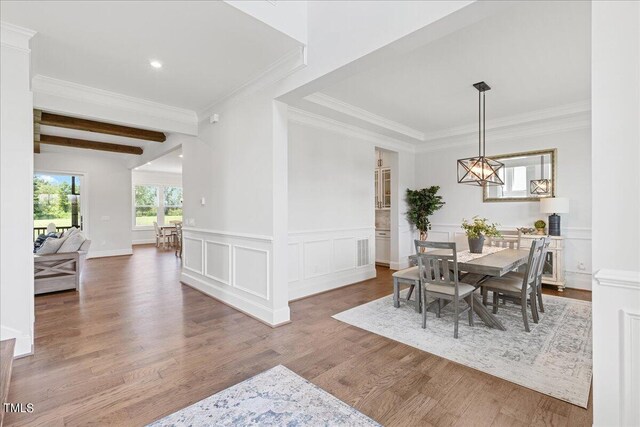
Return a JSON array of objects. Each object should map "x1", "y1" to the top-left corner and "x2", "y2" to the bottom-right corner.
[{"x1": 483, "y1": 149, "x2": 556, "y2": 202}]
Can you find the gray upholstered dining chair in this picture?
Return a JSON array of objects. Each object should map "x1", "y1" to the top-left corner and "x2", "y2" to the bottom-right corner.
[
  {"x1": 415, "y1": 241, "x2": 476, "y2": 339},
  {"x1": 480, "y1": 238, "x2": 544, "y2": 332},
  {"x1": 534, "y1": 236, "x2": 551, "y2": 313}
]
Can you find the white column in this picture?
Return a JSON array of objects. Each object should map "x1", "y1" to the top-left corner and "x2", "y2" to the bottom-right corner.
[
  {"x1": 592, "y1": 2, "x2": 640, "y2": 425},
  {"x1": 0, "y1": 22, "x2": 36, "y2": 356}
]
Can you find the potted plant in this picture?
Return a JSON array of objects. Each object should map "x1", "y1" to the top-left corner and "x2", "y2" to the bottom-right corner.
[
  {"x1": 534, "y1": 219, "x2": 546, "y2": 235},
  {"x1": 405, "y1": 186, "x2": 445, "y2": 242},
  {"x1": 461, "y1": 216, "x2": 501, "y2": 253}
]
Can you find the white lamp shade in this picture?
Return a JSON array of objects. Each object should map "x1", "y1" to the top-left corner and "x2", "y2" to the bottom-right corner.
[{"x1": 540, "y1": 197, "x2": 569, "y2": 214}]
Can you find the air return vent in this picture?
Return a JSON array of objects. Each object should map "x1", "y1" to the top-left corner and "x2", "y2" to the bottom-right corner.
[{"x1": 356, "y1": 239, "x2": 370, "y2": 267}]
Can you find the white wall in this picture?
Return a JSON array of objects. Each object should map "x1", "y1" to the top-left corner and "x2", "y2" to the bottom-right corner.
[
  {"x1": 0, "y1": 23, "x2": 36, "y2": 356},
  {"x1": 35, "y1": 149, "x2": 133, "y2": 258},
  {"x1": 132, "y1": 170, "x2": 182, "y2": 244},
  {"x1": 592, "y1": 2, "x2": 640, "y2": 426},
  {"x1": 415, "y1": 125, "x2": 592, "y2": 290},
  {"x1": 288, "y1": 121, "x2": 376, "y2": 299},
  {"x1": 180, "y1": 89, "x2": 290, "y2": 325}
]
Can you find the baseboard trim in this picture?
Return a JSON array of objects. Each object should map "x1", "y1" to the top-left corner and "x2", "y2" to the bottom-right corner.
[
  {"x1": 180, "y1": 272, "x2": 289, "y2": 326},
  {"x1": 132, "y1": 239, "x2": 156, "y2": 245},
  {"x1": 87, "y1": 248, "x2": 133, "y2": 259},
  {"x1": 289, "y1": 267, "x2": 376, "y2": 301}
]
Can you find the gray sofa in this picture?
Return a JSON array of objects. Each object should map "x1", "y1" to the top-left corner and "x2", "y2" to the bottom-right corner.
[{"x1": 34, "y1": 240, "x2": 91, "y2": 294}]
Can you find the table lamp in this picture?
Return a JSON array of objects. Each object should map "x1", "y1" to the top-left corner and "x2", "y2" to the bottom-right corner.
[{"x1": 539, "y1": 197, "x2": 569, "y2": 236}]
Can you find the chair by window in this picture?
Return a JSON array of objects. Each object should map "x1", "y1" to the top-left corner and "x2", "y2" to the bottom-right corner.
[
  {"x1": 480, "y1": 238, "x2": 544, "y2": 332},
  {"x1": 153, "y1": 221, "x2": 172, "y2": 249},
  {"x1": 415, "y1": 241, "x2": 476, "y2": 339},
  {"x1": 174, "y1": 222, "x2": 183, "y2": 258}
]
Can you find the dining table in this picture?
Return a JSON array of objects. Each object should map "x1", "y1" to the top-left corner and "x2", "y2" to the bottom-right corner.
[{"x1": 408, "y1": 247, "x2": 530, "y2": 331}]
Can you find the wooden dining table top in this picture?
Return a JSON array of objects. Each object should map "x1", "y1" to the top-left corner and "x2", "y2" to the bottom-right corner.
[{"x1": 409, "y1": 248, "x2": 530, "y2": 278}]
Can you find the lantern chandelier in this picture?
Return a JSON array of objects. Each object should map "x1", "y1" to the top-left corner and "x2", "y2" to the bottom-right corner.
[
  {"x1": 457, "y1": 81, "x2": 504, "y2": 186},
  {"x1": 529, "y1": 154, "x2": 551, "y2": 195}
]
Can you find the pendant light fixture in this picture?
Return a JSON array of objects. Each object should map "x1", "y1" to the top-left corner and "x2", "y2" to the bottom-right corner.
[
  {"x1": 457, "y1": 81, "x2": 504, "y2": 186},
  {"x1": 529, "y1": 155, "x2": 551, "y2": 195}
]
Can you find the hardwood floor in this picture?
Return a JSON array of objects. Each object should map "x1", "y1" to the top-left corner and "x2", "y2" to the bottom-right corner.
[{"x1": 6, "y1": 245, "x2": 592, "y2": 426}]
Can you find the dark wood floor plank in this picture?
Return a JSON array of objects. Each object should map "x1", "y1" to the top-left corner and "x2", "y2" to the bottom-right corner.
[{"x1": 5, "y1": 245, "x2": 592, "y2": 426}]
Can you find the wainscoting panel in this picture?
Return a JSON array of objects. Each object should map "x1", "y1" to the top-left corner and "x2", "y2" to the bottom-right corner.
[
  {"x1": 180, "y1": 228, "x2": 286, "y2": 325},
  {"x1": 289, "y1": 228, "x2": 376, "y2": 300},
  {"x1": 303, "y1": 239, "x2": 332, "y2": 279},
  {"x1": 593, "y1": 270, "x2": 640, "y2": 426},
  {"x1": 205, "y1": 241, "x2": 231, "y2": 285},
  {"x1": 233, "y1": 246, "x2": 269, "y2": 300},
  {"x1": 333, "y1": 237, "x2": 356, "y2": 272},
  {"x1": 183, "y1": 237, "x2": 204, "y2": 274}
]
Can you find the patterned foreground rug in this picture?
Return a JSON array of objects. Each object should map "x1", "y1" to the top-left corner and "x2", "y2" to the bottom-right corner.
[
  {"x1": 333, "y1": 292, "x2": 592, "y2": 408},
  {"x1": 148, "y1": 365, "x2": 380, "y2": 426}
]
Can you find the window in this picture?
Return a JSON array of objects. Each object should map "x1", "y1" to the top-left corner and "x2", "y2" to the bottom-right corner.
[{"x1": 133, "y1": 185, "x2": 182, "y2": 227}]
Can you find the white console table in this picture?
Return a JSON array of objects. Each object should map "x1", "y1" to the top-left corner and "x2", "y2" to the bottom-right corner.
[{"x1": 520, "y1": 234, "x2": 565, "y2": 291}]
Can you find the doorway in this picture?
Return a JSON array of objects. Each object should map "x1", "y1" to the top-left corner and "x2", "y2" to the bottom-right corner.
[{"x1": 33, "y1": 171, "x2": 86, "y2": 240}]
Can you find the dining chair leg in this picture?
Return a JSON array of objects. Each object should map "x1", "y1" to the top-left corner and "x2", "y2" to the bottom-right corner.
[
  {"x1": 407, "y1": 285, "x2": 414, "y2": 302},
  {"x1": 492, "y1": 292, "x2": 499, "y2": 314},
  {"x1": 468, "y1": 295, "x2": 474, "y2": 327},
  {"x1": 537, "y1": 283, "x2": 545, "y2": 313},
  {"x1": 416, "y1": 280, "x2": 422, "y2": 313},
  {"x1": 421, "y1": 284, "x2": 427, "y2": 329},
  {"x1": 436, "y1": 299, "x2": 441, "y2": 318},
  {"x1": 454, "y1": 299, "x2": 459, "y2": 339},
  {"x1": 522, "y1": 297, "x2": 530, "y2": 332},
  {"x1": 531, "y1": 292, "x2": 539, "y2": 324},
  {"x1": 393, "y1": 278, "x2": 400, "y2": 308}
]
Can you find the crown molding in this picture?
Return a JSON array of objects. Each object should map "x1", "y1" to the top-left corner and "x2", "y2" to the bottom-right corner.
[
  {"x1": 423, "y1": 100, "x2": 591, "y2": 142},
  {"x1": 199, "y1": 46, "x2": 306, "y2": 122},
  {"x1": 288, "y1": 107, "x2": 416, "y2": 153},
  {"x1": 32, "y1": 75, "x2": 199, "y2": 135},
  {"x1": 304, "y1": 92, "x2": 425, "y2": 141},
  {"x1": 416, "y1": 102, "x2": 591, "y2": 153},
  {"x1": 1, "y1": 21, "x2": 36, "y2": 52}
]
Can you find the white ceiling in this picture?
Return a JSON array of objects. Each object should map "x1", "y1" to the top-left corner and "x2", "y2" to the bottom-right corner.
[
  {"x1": 136, "y1": 148, "x2": 182, "y2": 174},
  {"x1": 312, "y1": 1, "x2": 591, "y2": 142},
  {"x1": 1, "y1": 1, "x2": 302, "y2": 112}
]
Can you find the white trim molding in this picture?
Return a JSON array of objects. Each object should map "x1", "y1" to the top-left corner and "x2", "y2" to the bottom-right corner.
[
  {"x1": 32, "y1": 75, "x2": 198, "y2": 136},
  {"x1": 180, "y1": 227, "x2": 287, "y2": 326},
  {"x1": 304, "y1": 92, "x2": 425, "y2": 141},
  {"x1": 593, "y1": 269, "x2": 640, "y2": 426},
  {"x1": 416, "y1": 101, "x2": 591, "y2": 153},
  {"x1": 288, "y1": 107, "x2": 416, "y2": 153},
  {"x1": 288, "y1": 227, "x2": 376, "y2": 300},
  {"x1": 199, "y1": 46, "x2": 306, "y2": 121},
  {"x1": 86, "y1": 248, "x2": 133, "y2": 259},
  {"x1": 0, "y1": 21, "x2": 36, "y2": 52}
]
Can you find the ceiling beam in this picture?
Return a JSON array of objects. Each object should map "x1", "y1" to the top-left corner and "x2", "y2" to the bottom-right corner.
[
  {"x1": 39, "y1": 134, "x2": 143, "y2": 155},
  {"x1": 37, "y1": 112, "x2": 166, "y2": 142},
  {"x1": 33, "y1": 114, "x2": 41, "y2": 154}
]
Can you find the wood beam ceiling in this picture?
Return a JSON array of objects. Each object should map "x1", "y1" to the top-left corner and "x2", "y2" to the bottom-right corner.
[
  {"x1": 32, "y1": 109, "x2": 163, "y2": 155},
  {"x1": 39, "y1": 134, "x2": 143, "y2": 155},
  {"x1": 39, "y1": 112, "x2": 166, "y2": 142}
]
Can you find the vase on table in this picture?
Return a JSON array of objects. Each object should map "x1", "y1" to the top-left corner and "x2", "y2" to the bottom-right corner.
[{"x1": 468, "y1": 235, "x2": 485, "y2": 254}]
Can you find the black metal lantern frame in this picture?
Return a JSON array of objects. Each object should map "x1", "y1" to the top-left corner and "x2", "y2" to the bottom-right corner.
[
  {"x1": 529, "y1": 154, "x2": 552, "y2": 195},
  {"x1": 457, "y1": 81, "x2": 504, "y2": 186}
]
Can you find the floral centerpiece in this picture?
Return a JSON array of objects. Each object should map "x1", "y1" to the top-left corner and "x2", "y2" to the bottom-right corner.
[{"x1": 461, "y1": 216, "x2": 501, "y2": 253}]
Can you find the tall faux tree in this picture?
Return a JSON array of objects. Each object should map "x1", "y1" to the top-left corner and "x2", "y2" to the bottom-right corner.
[{"x1": 405, "y1": 186, "x2": 445, "y2": 240}]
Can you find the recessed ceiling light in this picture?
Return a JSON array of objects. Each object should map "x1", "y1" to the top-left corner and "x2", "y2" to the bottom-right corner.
[
  {"x1": 179, "y1": 154, "x2": 183, "y2": 158},
  {"x1": 150, "y1": 60, "x2": 162, "y2": 69},
  {"x1": 146, "y1": 162, "x2": 152, "y2": 165}
]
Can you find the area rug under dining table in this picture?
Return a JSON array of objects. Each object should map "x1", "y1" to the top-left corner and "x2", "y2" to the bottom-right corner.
[{"x1": 333, "y1": 291, "x2": 592, "y2": 408}]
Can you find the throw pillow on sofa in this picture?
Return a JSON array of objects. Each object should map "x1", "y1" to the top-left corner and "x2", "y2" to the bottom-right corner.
[
  {"x1": 36, "y1": 234, "x2": 69, "y2": 255},
  {"x1": 58, "y1": 231, "x2": 86, "y2": 253}
]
